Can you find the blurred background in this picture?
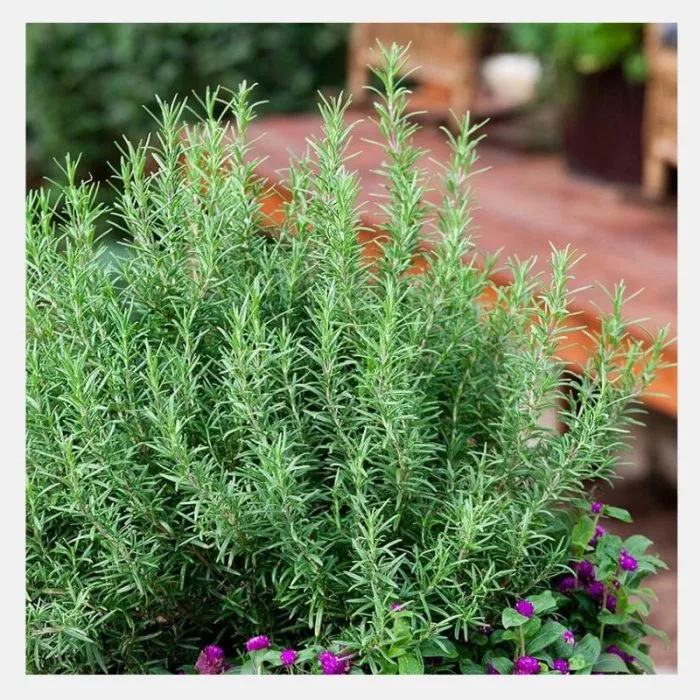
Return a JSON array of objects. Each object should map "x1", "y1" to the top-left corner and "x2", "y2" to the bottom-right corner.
[{"x1": 25, "y1": 22, "x2": 678, "y2": 669}]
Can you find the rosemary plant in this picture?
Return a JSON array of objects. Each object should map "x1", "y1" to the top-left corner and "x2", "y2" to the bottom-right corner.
[{"x1": 26, "y1": 44, "x2": 668, "y2": 673}]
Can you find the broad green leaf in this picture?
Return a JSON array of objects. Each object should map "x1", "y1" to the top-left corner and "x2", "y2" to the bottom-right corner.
[
  {"x1": 604, "y1": 506, "x2": 632, "y2": 523},
  {"x1": 527, "y1": 620, "x2": 567, "y2": 654},
  {"x1": 529, "y1": 591, "x2": 557, "y2": 615},
  {"x1": 598, "y1": 610, "x2": 632, "y2": 626},
  {"x1": 572, "y1": 633, "x2": 601, "y2": 666},
  {"x1": 522, "y1": 616, "x2": 542, "y2": 638},
  {"x1": 398, "y1": 652, "x2": 424, "y2": 675},
  {"x1": 616, "y1": 641, "x2": 655, "y2": 674},
  {"x1": 502, "y1": 607, "x2": 529, "y2": 629},
  {"x1": 622, "y1": 535, "x2": 653, "y2": 557},
  {"x1": 593, "y1": 653, "x2": 631, "y2": 674},
  {"x1": 571, "y1": 515, "x2": 596, "y2": 551},
  {"x1": 488, "y1": 656, "x2": 513, "y2": 674},
  {"x1": 642, "y1": 623, "x2": 670, "y2": 647},
  {"x1": 419, "y1": 637, "x2": 458, "y2": 659},
  {"x1": 459, "y1": 658, "x2": 484, "y2": 674}
]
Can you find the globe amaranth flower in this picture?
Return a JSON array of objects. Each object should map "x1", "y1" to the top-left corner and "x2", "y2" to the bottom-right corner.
[
  {"x1": 486, "y1": 662, "x2": 500, "y2": 675},
  {"x1": 619, "y1": 549, "x2": 638, "y2": 572},
  {"x1": 513, "y1": 656, "x2": 541, "y2": 675},
  {"x1": 575, "y1": 560, "x2": 596, "y2": 583},
  {"x1": 606, "y1": 645, "x2": 635, "y2": 664},
  {"x1": 588, "y1": 525, "x2": 607, "y2": 548},
  {"x1": 318, "y1": 650, "x2": 351, "y2": 675},
  {"x1": 591, "y1": 502, "x2": 604, "y2": 515},
  {"x1": 390, "y1": 602, "x2": 406, "y2": 612},
  {"x1": 588, "y1": 580, "x2": 605, "y2": 600},
  {"x1": 514, "y1": 599, "x2": 535, "y2": 618},
  {"x1": 555, "y1": 575, "x2": 577, "y2": 594},
  {"x1": 246, "y1": 635, "x2": 271, "y2": 652},
  {"x1": 605, "y1": 593, "x2": 618, "y2": 613},
  {"x1": 563, "y1": 630, "x2": 576, "y2": 646},
  {"x1": 195, "y1": 644, "x2": 226, "y2": 675},
  {"x1": 552, "y1": 659, "x2": 570, "y2": 674},
  {"x1": 280, "y1": 649, "x2": 297, "y2": 667}
]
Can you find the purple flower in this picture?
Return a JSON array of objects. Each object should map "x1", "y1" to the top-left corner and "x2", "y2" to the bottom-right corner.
[
  {"x1": 588, "y1": 580, "x2": 605, "y2": 600},
  {"x1": 486, "y1": 662, "x2": 500, "y2": 675},
  {"x1": 513, "y1": 656, "x2": 541, "y2": 675},
  {"x1": 575, "y1": 560, "x2": 596, "y2": 583},
  {"x1": 390, "y1": 602, "x2": 406, "y2": 612},
  {"x1": 514, "y1": 599, "x2": 535, "y2": 619},
  {"x1": 612, "y1": 578, "x2": 621, "y2": 589},
  {"x1": 195, "y1": 644, "x2": 225, "y2": 675},
  {"x1": 619, "y1": 549, "x2": 638, "y2": 572},
  {"x1": 245, "y1": 635, "x2": 270, "y2": 652},
  {"x1": 605, "y1": 593, "x2": 618, "y2": 613},
  {"x1": 589, "y1": 525, "x2": 607, "y2": 548},
  {"x1": 555, "y1": 575, "x2": 577, "y2": 594},
  {"x1": 552, "y1": 658, "x2": 570, "y2": 674},
  {"x1": 591, "y1": 502, "x2": 604, "y2": 515},
  {"x1": 563, "y1": 630, "x2": 576, "y2": 646},
  {"x1": 318, "y1": 650, "x2": 351, "y2": 675},
  {"x1": 606, "y1": 645, "x2": 635, "y2": 664},
  {"x1": 280, "y1": 648, "x2": 297, "y2": 667}
]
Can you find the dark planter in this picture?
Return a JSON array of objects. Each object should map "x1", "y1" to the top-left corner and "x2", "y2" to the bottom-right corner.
[{"x1": 561, "y1": 66, "x2": 646, "y2": 184}]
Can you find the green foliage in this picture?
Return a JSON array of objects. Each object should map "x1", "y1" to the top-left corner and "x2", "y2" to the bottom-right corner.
[
  {"x1": 26, "y1": 43, "x2": 668, "y2": 673},
  {"x1": 501, "y1": 23, "x2": 647, "y2": 101},
  {"x1": 26, "y1": 23, "x2": 349, "y2": 182}
]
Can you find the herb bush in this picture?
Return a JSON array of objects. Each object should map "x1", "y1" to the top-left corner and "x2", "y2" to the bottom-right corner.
[
  {"x1": 26, "y1": 44, "x2": 669, "y2": 674},
  {"x1": 26, "y1": 23, "x2": 349, "y2": 183}
]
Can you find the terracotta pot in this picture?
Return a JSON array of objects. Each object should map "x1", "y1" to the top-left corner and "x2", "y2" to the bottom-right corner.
[{"x1": 561, "y1": 66, "x2": 646, "y2": 184}]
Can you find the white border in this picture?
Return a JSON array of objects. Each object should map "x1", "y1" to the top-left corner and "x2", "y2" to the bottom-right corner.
[{"x1": 4, "y1": 2, "x2": 696, "y2": 697}]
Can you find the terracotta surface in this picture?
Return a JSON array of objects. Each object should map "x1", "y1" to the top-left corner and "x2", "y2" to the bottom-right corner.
[{"x1": 246, "y1": 111, "x2": 677, "y2": 416}]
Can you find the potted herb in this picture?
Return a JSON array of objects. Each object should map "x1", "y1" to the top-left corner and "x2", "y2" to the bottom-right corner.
[
  {"x1": 26, "y1": 43, "x2": 669, "y2": 674},
  {"x1": 503, "y1": 23, "x2": 647, "y2": 183}
]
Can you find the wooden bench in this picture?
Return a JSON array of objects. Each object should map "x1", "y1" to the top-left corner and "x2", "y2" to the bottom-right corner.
[
  {"x1": 246, "y1": 112, "x2": 677, "y2": 417},
  {"x1": 643, "y1": 23, "x2": 678, "y2": 200}
]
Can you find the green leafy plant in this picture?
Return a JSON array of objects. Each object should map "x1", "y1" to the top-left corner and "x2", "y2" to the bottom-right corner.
[
  {"x1": 180, "y1": 500, "x2": 670, "y2": 676},
  {"x1": 26, "y1": 43, "x2": 669, "y2": 674},
  {"x1": 26, "y1": 23, "x2": 349, "y2": 183}
]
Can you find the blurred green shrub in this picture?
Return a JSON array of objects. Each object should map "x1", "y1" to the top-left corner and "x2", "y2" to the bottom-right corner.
[
  {"x1": 26, "y1": 23, "x2": 349, "y2": 182},
  {"x1": 500, "y1": 23, "x2": 646, "y2": 100}
]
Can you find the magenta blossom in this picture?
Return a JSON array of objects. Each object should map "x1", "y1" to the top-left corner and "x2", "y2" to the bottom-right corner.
[
  {"x1": 486, "y1": 662, "x2": 500, "y2": 675},
  {"x1": 552, "y1": 659, "x2": 570, "y2": 674},
  {"x1": 619, "y1": 549, "x2": 638, "y2": 572},
  {"x1": 589, "y1": 525, "x2": 607, "y2": 548},
  {"x1": 280, "y1": 648, "x2": 297, "y2": 667},
  {"x1": 591, "y1": 502, "x2": 604, "y2": 515},
  {"x1": 513, "y1": 656, "x2": 541, "y2": 675},
  {"x1": 563, "y1": 630, "x2": 575, "y2": 646},
  {"x1": 390, "y1": 602, "x2": 406, "y2": 612},
  {"x1": 575, "y1": 560, "x2": 596, "y2": 583},
  {"x1": 588, "y1": 580, "x2": 605, "y2": 600},
  {"x1": 555, "y1": 575, "x2": 577, "y2": 594},
  {"x1": 195, "y1": 644, "x2": 225, "y2": 675},
  {"x1": 318, "y1": 650, "x2": 351, "y2": 675},
  {"x1": 245, "y1": 635, "x2": 270, "y2": 652},
  {"x1": 514, "y1": 599, "x2": 534, "y2": 618},
  {"x1": 605, "y1": 593, "x2": 618, "y2": 613}
]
